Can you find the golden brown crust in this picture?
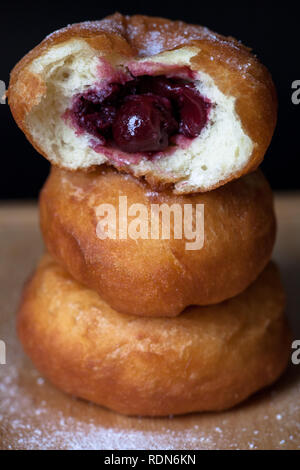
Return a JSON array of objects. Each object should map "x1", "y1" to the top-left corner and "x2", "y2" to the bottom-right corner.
[
  {"x1": 8, "y1": 13, "x2": 277, "y2": 192},
  {"x1": 39, "y1": 167, "x2": 276, "y2": 317},
  {"x1": 7, "y1": 17, "x2": 134, "y2": 162},
  {"x1": 17, "y1": 254, "x2": 291, "y2": 417}
]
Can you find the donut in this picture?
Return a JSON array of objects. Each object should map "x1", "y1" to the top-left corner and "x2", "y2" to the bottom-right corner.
[
  {"x1": 8, "y1": 13, "x2": 277, "y2": 194},
  {"x1": 17, "y1": 254, "x2": 290, "y2": 417},
  {"x1": 39, "y1": 167, "x2": 276, "y2": 317}
]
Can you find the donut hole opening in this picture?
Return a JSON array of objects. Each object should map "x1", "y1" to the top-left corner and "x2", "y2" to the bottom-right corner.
[{"x1": 25, "y1": 40, "x2": 254, "y2": 192}]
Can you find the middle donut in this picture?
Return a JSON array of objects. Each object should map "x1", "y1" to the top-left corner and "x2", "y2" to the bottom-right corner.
[{"x1": 40, "y1": 167, "x2": 276, "y2": 317}]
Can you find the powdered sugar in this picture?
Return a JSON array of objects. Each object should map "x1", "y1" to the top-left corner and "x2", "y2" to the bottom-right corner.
[
  {"x1": 1, "y1": 346, "x2": 299, "y2": 449},
  {"x1": 1, "y1": 203, "x2": 300, "y2": 450}
]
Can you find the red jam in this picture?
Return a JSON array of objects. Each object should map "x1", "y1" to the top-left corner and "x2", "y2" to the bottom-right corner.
[{"x1": 69, "y1": 76, "x2": 211, "y2": 154}]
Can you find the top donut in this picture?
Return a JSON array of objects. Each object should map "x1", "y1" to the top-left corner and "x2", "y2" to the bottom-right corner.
[{"x1": 8, "y1": 13, "x2": 277, "y2": 193}]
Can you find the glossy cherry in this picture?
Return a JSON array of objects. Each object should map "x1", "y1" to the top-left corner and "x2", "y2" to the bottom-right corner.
[
  {"x1": 113, "y1": 95, "x2": 178, "y2": 153},
  {"x1": 70, "y1": 75, "x2": 210, "y2": 153}
]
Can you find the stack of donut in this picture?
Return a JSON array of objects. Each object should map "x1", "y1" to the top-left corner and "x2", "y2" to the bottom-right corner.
[{"x1": 9, "y1": 14, "x2": 291, "y2": 416}]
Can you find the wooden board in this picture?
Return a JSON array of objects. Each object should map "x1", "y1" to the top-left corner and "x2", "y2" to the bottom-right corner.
[{"x1": 0, "y1": 196, "x2": 300, "y2": 450}]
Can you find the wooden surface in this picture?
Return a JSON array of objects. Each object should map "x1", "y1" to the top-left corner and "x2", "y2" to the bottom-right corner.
[{"x1": 0, "y1": 195, "x2": 300, "y2": 450}]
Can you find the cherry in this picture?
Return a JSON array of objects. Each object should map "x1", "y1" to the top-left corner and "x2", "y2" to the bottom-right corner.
[
  {"x1": 70, "y1": 75, "x2": 210, "y2": 154},
  {"x1": 113, "y1": 95, "x2": 178, "y2": 153},
  {"x1": 176, "y1": 87, "x2": 208, "y2": 138},
  {"x1": 135, "y1": 76, "x2": 209, "y2": 138}
]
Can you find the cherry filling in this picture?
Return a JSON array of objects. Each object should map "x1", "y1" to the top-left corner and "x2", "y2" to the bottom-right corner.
[{"x1": 70, "y1": 75, "x2": 211, "y2": 154}]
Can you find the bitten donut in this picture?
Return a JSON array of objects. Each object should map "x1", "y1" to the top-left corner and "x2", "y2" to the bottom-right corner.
[
  {"x1": 8, "y1": 13, "x2": 277, "y2": 193},
  {"x1": 39, "y1": 167, "x2": 276, "y2": 317},
  {"x1": 17, "y1": 255, "x2": 290, "y2": 417}
]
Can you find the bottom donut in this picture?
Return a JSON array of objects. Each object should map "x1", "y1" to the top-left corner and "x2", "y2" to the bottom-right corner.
[{"x1": 17, "y1": 254, "x2": 291, "y2": 417}]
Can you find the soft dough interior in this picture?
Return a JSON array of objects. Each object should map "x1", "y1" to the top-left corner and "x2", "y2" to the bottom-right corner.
[{"x1": 27, "y1": 40, "x2": 254, "y2": 193}]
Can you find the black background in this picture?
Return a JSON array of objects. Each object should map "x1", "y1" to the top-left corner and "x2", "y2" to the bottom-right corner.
[{"x1": 1, "y1": 1, "x2": 299, "y2": 199}]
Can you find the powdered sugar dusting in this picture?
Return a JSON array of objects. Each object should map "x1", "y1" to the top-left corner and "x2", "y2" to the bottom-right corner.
[
  {"x1": 1, "y1": 338, "x2": 300, "y2": 449},
  {"x1": 1, "y1": 203, "x2": 300, "y2": 450}
]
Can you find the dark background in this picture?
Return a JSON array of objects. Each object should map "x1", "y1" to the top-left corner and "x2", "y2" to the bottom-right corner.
[{"x1": 1, "y1": 2, "x2": 299, "y2": 199}]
